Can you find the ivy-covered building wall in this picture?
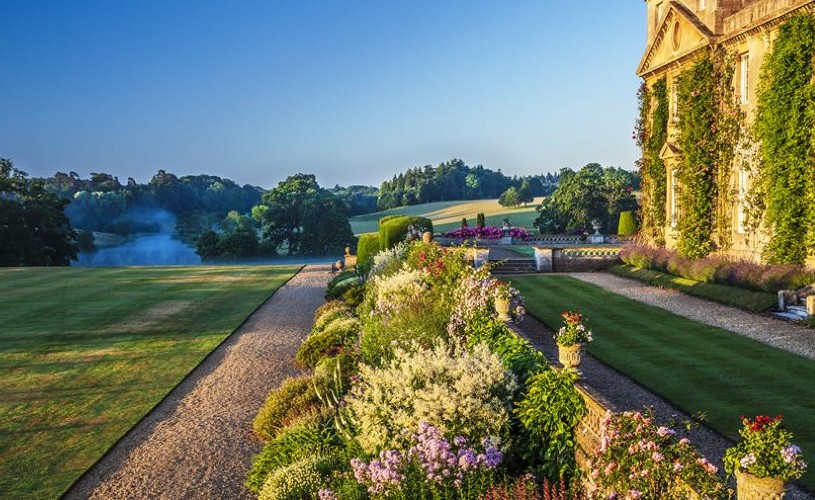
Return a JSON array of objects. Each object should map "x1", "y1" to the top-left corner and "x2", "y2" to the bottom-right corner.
[{"x1": 637, "y1": 0, "x2": 815, "y2": 264}]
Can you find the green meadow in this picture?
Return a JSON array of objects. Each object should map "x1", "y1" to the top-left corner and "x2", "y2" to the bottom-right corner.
[
  {"x1": 0, "y1": 265, "x2": 299, "y2": 499},
  {"x1": 513, "y1": 274, "x2": 815, "y2": 490},
  {"x1": 349, "y1": 198, "x2": 543, "y2": 235}
]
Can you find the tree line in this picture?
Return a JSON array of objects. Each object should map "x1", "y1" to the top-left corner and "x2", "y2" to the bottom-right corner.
[{"x1": 376, "y1": 158, "x2": 559, "y2": 210}]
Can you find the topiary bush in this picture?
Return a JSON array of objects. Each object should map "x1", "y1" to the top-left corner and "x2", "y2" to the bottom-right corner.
[
  {"x1": 378, "y1": 216, "x2": 433, "y2": 250},
  {"x1": 296, "y1": 316, "x2": 359, "y2": 368},
  {"x1": 253, "y1": 376, "x2": 321, "y2": 440},
  {"x1": 617, "y1": 210, "x2": 637, "y2": 236},
  {"x1": 356, "y1": 232, "x2": 381, "y2": 265},
  {"x1": 313, "y1": 300, "x2": 350, "y2": 324}
]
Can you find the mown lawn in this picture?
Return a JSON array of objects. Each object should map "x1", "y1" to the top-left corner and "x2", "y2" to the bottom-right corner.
[
  {"x1": 512, "y1": 274, "x2": 815, "y2": 489},
  {"x1": 349, "y1": 198, "x2": 543, "y2": 235},
  {"x1": 0, "y1": 265, "x2": 300, "y2": 499}
]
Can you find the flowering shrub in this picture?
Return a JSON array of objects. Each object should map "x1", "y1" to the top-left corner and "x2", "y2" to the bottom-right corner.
[
  {"x1": 444, "y1": 226, "x2": 531, "y2": 241},
  {"x1": 253, "y1": 375, "x2": 321, "y2": 440},
  {"x1": 553, "y1": 311, "x2": 593, "y2": 347},
  {"x1": 482, "y1": 474, "x2": 585, "y2": 499},
  {"x1": 723, "y1": 414, "x2": 807, "y2": 482},
  {"x1": 368, "y1": 267, "x2": 427, "y2": 316},
  {"x1": 588, "y1": 410, "x2": 726, "y2": 499},
  {"x1": 347, "y1": 421, "x2": 503, "y2": 498},
  {"x1": 345, "y1": 342, "x2": 517, "y2": 454},
  {"x1": 620, "y1": 244, "x2": 815, "y2": 292},
  {"x1": 368, "y1": 241, "x2": 409, "y2": 279},
  {"x1": 258, "y1": 454, "x2": 339, "y2": 500}
]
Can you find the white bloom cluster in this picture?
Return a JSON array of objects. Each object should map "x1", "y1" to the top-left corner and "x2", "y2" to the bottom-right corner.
[
  {"x1": 369, "y1": 267, "x2": 427, "y2": 316},
  {"x1": 346, "y1": 341, "x2": 517, "y2": 454},
  {"x1": 259, "y1": 456, "x2": 326, "y2": 500},
  {"x1": 369, "y1": 242, "x2": 409, "y2": 279}
]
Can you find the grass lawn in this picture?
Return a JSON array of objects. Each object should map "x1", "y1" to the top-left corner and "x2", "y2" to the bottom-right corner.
[
  {"x1": 0, "y1": 265, "x2": 300, "y2": 499},
  {"x1": 512, "y1": 274, "x2": 815, "y2": 489},
  {"x1": 349, "y1": 198, "x2": 543, "y2": 235}
]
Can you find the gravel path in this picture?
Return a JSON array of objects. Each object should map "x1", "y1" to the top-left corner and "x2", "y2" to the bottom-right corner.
[
  {"x1": 64, "y1": 265, "x2": 330, "y2": 500},
  {"x1": 568, "y1": 272, "x2": 815, "y2": 361}
]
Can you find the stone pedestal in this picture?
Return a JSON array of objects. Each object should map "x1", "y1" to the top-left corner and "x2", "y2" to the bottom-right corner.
[
  {"x1": 778, "y1": 291, "x2": 786, "y2": 310},
  {"x1": 501, "y1": 236, "x2": 513, "y2": 245},
  {"x1": 588, "y1": 234, "x2": 604, "y2": 244},
  {"x1": 534, "y1": 247, "x2": 553, "y2": 272},
  {"x1": 807, "y1": 296, "x2": 815, "y2": 317}
]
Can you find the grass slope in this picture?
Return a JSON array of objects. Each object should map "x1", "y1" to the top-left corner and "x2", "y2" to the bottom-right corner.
[
  {"x1": 512, "y1": 274, "x2": 815, "y2": 489},
  {"x1": 349, "y1": 198, "x2": 543, "y2": 235},
  {"x1": 0, "y1": 265, "x2": 300, "y2": 499}
]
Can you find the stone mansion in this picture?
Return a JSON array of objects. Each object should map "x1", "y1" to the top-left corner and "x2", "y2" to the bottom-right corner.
[{"x1": 637, "y1": 0, "x2": 815, "y2": 262}]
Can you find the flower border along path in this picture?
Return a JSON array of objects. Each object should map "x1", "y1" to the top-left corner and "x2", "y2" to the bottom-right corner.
[{"x1": 64, "y1": 265, "x2": 331, "y2": 500}]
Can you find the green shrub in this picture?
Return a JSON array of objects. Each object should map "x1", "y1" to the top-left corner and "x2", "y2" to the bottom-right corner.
[
  {"x1": 296, "y1": 317, "x2": 359, "y2": 368},
  {"x1": 313, "y1": 300, "x2": 349, "y2": 324},
  {"x1": 325, "y1": 275, "x2": 360, "y2": 300},
  {"x1": 340, "y1": 282, "x2": 366, "y2": 307},
  {"x1": 515, "y1": 369, "x2": 586, "y2": 479},
  {"x1": 247, "y1": 410, "x2": 341, "y2": 493},
  {"x1": 379, "y1": 216, "x2": 433, "y2": 250},
  {"x1": 312, "y1": 306, "x2": 353, "y2": 334},
  {"x1": 617, "y1": 210, "x2": 637, "y2": 235},
  {"x1": 253, "y1": 376, "x2": 321, "y2": 440},
  {"x1": 314, "y1": 352, "x2": 358, "y2": 393},
  {"x1": 378, "y1": 214, "x2": 405, "y2": 225},
  {"x1": 465, "y1": 312, "x2": 546, "y2": 386},
  {"x1": 258, "y1": 454, "x2": 340, "y2": 500},
  {"x1": 356, "y1": 232, "x2": 381, "y2": 265}
]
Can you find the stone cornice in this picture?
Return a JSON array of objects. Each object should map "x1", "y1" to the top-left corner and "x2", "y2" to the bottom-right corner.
[
  {"x1": 637, "y1": 1, "x2": 715, "y2": 77},
  {"x1": 718, "y1": 0, "x2": 815, "y2": 46}
]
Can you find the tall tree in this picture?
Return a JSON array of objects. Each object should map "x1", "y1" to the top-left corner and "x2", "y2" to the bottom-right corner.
[{"x1": 0, "y1": 159, "x2": 77, "y2": 266}]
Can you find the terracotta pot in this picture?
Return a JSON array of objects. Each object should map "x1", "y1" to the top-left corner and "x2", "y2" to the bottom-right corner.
[
  {"x1": 735, "y1": 469, "x2": 786, "y2": 499},
  {"x1": 495, "y1": 297, "x2": 511, "y2": 321},
  {"x1": 558, "y1": 344, "x2": 582, "y2": 369}
]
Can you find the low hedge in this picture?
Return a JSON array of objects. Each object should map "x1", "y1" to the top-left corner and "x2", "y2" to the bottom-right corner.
[
  {"x1": 356, "y1": 233, "x2": 380, "y2": 265},
  {"x1": 609, "y1": 264, "x2": 777, "y2": 313},
  {"x1": 379, "y1": 216, "x2": 433, "y2": 250}
]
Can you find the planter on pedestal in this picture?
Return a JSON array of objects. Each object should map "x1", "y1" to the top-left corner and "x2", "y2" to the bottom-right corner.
[
  {"x1": 495, "y1": 297, "x2": 511, "y2": 321},
  {"x1": 557, "y1": 344, "x2": 582, "y2": 370},
  {"x1": 735, "y1": 470, "x2": 786, "y2": 500}
]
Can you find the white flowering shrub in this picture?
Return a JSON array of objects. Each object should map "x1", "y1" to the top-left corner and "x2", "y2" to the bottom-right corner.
[
  {"x1": 259, "y1": 455, "x2": 334, "y2": 500},
  {"x1": 368, "y1": 242, "x2": 408, "y2": 279},
  {"x1": 346, "y1": 341, "x2": 517, "y2": 454},
  {"x1": 368, "y1": 267, "x2": 427, "y2": 316}
]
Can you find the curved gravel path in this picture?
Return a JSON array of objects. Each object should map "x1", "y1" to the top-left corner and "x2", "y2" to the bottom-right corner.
[
  {"x1": 64, "y1": 265, "x2": 331, "y2": 500},
  {"x1": 567, "y1": 272, "x2": 815, "y2": 360}
]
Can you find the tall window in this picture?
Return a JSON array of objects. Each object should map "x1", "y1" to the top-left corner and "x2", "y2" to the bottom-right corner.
[
  {"x1": 740, "y1": 52, "x2": 750, "y2": 104},
  {"x1": 670, "y1": 169, "x2": 680, "y2": 227},
  {"x1": 671, "y1": 82, "x2": 679, "y2": 122},
  {"x1": 737, "y1": 169, "x2": 748, "y2": 233},
  {"x1": 699, "y1": 0, "x2": 706, "y2": 10}
]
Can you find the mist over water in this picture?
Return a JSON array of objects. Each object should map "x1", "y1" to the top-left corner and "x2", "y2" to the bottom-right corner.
[
  {"x1": 77, "y1": 234, "x2": 202, "y2": 266},
  {"x1": 76, "y1": 208, "x2": 201, "y2": 266}
]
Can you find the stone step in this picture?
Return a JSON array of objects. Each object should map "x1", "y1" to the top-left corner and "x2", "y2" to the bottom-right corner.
[
  {"x1": 490, "y1": 259, "x2": 538, "y2": 275},
  {"x1": 773, "y1": 305, "x2": 809, "y2": 321}
]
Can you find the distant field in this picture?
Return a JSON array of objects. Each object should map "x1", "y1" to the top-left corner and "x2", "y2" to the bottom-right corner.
[
  {"x1": 0, "y1": 265, "x2": 300, "y2": 499},
  {"x1": 349, "y1": 198, "x2": 543, "y2": 235}
]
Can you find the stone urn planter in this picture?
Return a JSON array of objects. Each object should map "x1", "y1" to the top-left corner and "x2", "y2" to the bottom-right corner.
[
  {"x1": 422, "y1": 231, "x2": 433, "y2": 244},
  {"x1": 558, "y1": 344, "x2": 582, "y2": 370},
  {"x1": 735, "y1": 470, "x2": 786, "y2": 500},
  {"x1": 495, "y1": 297, "x2": 511, "y2": 321}
]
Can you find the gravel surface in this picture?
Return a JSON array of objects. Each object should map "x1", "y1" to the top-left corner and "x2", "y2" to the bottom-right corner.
[
  {"x1": 64, "y1": 265, "x2": 330, "y2": 500},
  {"x1": 568, "y1": 272, "x2": 815, "y2": 361}
]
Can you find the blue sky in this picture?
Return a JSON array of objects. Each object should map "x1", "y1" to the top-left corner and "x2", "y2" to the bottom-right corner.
[{"x1": 0, "y1": 1, "x2": 646, "y2": 188}]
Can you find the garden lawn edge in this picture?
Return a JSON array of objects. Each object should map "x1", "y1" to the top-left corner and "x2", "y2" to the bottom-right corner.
[{"x1": 58, "y1": 265, "x2": 303, "y2": 499}]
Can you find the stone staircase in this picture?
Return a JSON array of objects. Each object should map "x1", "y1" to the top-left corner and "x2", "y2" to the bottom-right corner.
[
  {"x1": 490, "y1": 258, "x2": 538, "y2": 275},
  {"x1": 772, "y1": 288, "x2": 813, "y2": 321}
]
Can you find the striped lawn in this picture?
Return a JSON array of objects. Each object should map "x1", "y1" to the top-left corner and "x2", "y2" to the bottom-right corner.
[
  {"x1": 0, "y1": 265, "x2": 299, "y2": 499},
  {"x1": 512, "y1": 274, "x2": 815, "y2": 490}
]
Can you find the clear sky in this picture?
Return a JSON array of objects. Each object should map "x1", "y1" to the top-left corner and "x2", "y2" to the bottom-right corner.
[{"x1": 0, "y1": 1, "x2": 646, "y2": 189}]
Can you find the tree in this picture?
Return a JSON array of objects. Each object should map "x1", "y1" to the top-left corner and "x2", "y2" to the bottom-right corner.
[
  {"x1": 0, "y1": 159, "x2": 77, "y2": 266},
  {"x1": 517, "y1": 179, "x2": 534, "y2": 206},
  {"x1": 498, "y1": 186, "x2": 521, "y2": 208},
  {"x1": 258, "y1": 174, "x2": 354, "y2": 256}
]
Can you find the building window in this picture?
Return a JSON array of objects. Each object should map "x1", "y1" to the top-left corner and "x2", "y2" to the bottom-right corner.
[
  {"x1": 699, "y1": 0, "x2": 706, "y2": 10},
  {"x1": 739, "y1": 52, "x2": 750, "y2": 105},
  {"x1": 670, "y1": 169, "x2": 680, "y2": 227},
  {"x1": 737, "y1": 169, "x2": 748, "y2": 233},
  {"x1": 671, "y1": 82, "x2": 679, "y2": 122}
]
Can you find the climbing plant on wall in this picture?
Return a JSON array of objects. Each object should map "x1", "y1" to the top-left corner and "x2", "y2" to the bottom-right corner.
[
  {"x1": 754, "y1": 14, "x2": 815, "y2": 264},
  {"x1": 636, "y1": 77, "x2": 669, "y2": 247},
  {"x1": 673, "y1": 50, "x2": 741, "y2": 259}
]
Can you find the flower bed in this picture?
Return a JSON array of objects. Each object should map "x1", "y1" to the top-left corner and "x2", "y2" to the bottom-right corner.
[{"x1": 444, "y1": 226, "x2": 531, "y2": 241}]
